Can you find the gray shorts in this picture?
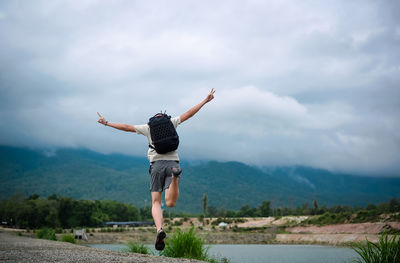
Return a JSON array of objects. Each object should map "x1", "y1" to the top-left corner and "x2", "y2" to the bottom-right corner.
[{"x1": 149, "y1": 160, "x2": 180, "y2": 192}]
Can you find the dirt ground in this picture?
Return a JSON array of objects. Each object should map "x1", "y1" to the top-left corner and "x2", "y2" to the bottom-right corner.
[
  {"x1": 286, "y1": 222, "x2": 400, "y2": 234},
  {"x1": 7, "y1": 216, "x2": 399, "y2": 246},
  {"x1": 0, "y1": 229, "x2": 205, "y2": 263}
]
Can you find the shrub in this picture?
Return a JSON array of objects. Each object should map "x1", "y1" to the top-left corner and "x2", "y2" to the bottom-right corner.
[
  {"x1": 234, "y1": 218, "x2": 247, "y2": 223},
  {"x1": 232, "y1": 225, "x2": 239, "y2": 232},
  {"x1": 161, "y1": 227, "x2": 229, "y2": 263},
  {"x1": 161, "y1": 228, "x2": 208, "y2": 260},
  {"x1": 352, "y1": 210, "x2": 380, "y2": 223},
  {"x1": 36, "y1": 228, "x2": 57, "y2": 241},
  {"x1": 61, "y1": 234, "x2": 76, "y2": 244},
  {"x1": 306, "y1": 212, "x2": 351, "y2": 226},
  {"x1": 174, "y1": 219, "x2": 183, "y2": 226},
  {"x1": 351, "y1": 232, "x2": 400, "y2": 263},
  {"x1": 124, "y1": 241, "x2": 151, "y2": 255}
]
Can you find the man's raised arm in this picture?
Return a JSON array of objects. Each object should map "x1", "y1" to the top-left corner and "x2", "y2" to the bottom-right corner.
[
  {"x1": 180, "y1": 88, "x2": 215, "y2": 123},
  {"x1": 97, "y1": 112, "x2": 136, "y2": 132}
]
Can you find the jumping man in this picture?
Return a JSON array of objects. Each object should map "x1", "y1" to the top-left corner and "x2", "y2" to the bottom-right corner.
[{"x1": 97, "y1": 88, "x2": 215, "y2": 250}]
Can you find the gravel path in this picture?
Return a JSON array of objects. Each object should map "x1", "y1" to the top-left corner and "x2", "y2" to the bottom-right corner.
[{"x1": 0, "y1": 230, "x2": 206, "y2": 263}]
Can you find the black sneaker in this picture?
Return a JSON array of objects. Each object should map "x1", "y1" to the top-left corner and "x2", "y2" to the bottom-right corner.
[
  {"x1": 172, "y1": 167, "x2": 182, "y2": 178},
  {"x1": 155, "y1": 229, "x2": 166, "y2": 251}
]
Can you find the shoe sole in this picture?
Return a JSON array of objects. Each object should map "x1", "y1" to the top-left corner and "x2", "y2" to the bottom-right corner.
[{"x1": 155, "y1": 231, "x2": 166, "y2": 251}]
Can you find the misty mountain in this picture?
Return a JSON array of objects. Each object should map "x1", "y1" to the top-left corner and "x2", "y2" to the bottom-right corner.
[{"x1": 1, "y1": 145, "x2": 399, "y2": 213}]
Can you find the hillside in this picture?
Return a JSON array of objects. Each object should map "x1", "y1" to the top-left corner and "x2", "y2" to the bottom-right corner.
[{"x1": 1, "y1": 145, "x2": 400, "y2": 212}]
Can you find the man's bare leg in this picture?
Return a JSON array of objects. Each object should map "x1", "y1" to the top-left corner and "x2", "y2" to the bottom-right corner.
[
  {"x1": 165, "y1": 167, "x2": 182, "y2": 207},
  {"x1": 151, "y1": 192, "x2": 163, "y2": 231},
  {"x1": 165, "y1": 177, "x2": 180, "y2": 207},
  {"x1": 152, "y1": 191, "x2": 167, "y2": 251}
]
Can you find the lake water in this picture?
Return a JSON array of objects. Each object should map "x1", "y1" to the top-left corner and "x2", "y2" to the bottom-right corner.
[{"x1": 88, "y1": 244, "x2": 361, "y2": 263}]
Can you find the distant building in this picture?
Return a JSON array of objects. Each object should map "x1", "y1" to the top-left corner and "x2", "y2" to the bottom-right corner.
[
  {"x1": 103, "y1": 221, "x2": 154, "y2": 228},
  {"x1": 74, "y1": 229, "x2": 88, "y2": 240}
]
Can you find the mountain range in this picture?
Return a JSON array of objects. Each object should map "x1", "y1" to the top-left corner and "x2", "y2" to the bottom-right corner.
[{"x1": 1, "y1": 145, "x2": 399, "y2": 213}]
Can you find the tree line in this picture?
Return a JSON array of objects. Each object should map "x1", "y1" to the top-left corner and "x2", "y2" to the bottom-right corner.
[
  {"x1": 165, "y1": 194, "x2": 400, "y2": 219},
  {"x1": 0, "y1": 193, "x2": 152, "y2": 229},
  {"x1": 202, "y1": 197, "x2": 400, "y2": 218},
  {"x1": 1, "y1": 193, "x2": 399, "y2": 229}
]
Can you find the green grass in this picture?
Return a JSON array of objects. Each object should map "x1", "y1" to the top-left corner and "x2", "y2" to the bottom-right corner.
[
  {"x1": 124, "y1": 241, "x2": 151, "y2": 255},
  {"x1": 161, "y1": 227, "x2": 229, "y2": 263},
  {"x1": 305, "y1": 212, "x2": 351, "y2": 226},
  {"x1": 161, "y1": 228, "x2": 208, "y2": 260},
  {"x1": 351, "y1": 233, "x2": 400, "y2": 263},
  {"x1": 36, "y1": 228, "x2": 57, "y2": 241},
  {"x1": 61, "y1": 234, "x2": 76, "y2": 244}
]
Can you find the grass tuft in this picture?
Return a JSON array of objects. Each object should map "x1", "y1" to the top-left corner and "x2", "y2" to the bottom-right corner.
[
  {"x1": 161, "y1": 227, "x2": 208, "y2": 260},
  {"x1": 61, "y1": 234, "x2": 76, "y2": 244},
  {"x1": 124, "y1": 241, "x2": 151, "y2": 255},
  {"x1": 161, "y1": 227, "x2": 229, "y2": 263},
  {"x1": 351, "y1": 232, "x2": 400, "y2": 263},
  {"x1": 36, "y1": 228, "x2": 57, "y2": 241}
]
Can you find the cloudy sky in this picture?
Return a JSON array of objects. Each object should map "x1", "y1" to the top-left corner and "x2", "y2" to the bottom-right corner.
[{"x1": 0, "y1": 0, "x2": 399, "y2": 176}]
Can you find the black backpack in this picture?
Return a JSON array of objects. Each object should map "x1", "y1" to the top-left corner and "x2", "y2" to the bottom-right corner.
[{"x1": 148, "y1": 113, "x2": 179, "y2": 154}]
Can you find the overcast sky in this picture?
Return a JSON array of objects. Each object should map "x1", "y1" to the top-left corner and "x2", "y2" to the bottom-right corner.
[{"x1": 0, "y1": 0, "x2": 399, "y2": 176}]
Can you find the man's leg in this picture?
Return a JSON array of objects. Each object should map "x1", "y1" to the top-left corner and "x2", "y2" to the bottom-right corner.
[
  {"x1": 151, "y1": 191, "x2": 167, "y2": 251},
  {"x1": 165, "y1": 167, "x2": 181, "y2": 207},
  {"x1": 151, "y1": 191, "x2": 163, "y2": 231}
]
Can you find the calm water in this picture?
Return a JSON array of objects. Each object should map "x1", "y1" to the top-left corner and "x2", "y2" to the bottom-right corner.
[{"x1": 88, "y1": 243, "x2": 360, "y2": 263}]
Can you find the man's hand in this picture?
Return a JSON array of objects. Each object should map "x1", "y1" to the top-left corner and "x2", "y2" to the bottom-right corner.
[
  {"x1": 204, "y1": 88, "x2": 215, "y2": 103},
  {"x1": 180, "y1": 88, "x2": 216, "y2": 123},
  {"x1": 97, "y1": 112, "x2": 135, "y2": 132},
  {"x1": 97, "y1": 112, "x2": 108, "y2": 125}
]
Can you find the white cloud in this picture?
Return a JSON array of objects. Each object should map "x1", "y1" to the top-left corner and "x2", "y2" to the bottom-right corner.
[{"x1": 0, "y1": 0, "x2": 399, "y2": 175}]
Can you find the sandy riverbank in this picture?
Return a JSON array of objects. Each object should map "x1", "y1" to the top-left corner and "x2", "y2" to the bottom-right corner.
[{"x1": 0, "y1": 229, "x2": 206, "y2": 263}]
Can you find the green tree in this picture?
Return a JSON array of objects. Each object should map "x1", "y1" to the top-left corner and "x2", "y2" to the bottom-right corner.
[
  {"x1": 225, "y1": 210, "x2": 236, "y2": 218},
  {"x1": 207, "y1": 205, "x2": 217, "y2": 217},
  {"x1": 47, "y1": 194, "x2": 58, "y2": 201},
  {"x1": 258, "y1": 201, "x2": 271, "y2": 217},
  {"x1": 28, "y1": 193, "x2": 40, "y2": 200},
  {"x1": 139, "y1": 206, "x2": 152, "y2": 221},
  {"x1": 366, "y1": 204, "x2": 377, "y2": 210},
  {"x1": 216, "y1": 207, "x2": 227, "y2": 218},
  {"x1": 389, "y1": 198, "x2": 400, "y2": 213},
  {"x1": 202, "y1": 193, "x2": 208, "y2": 225},
  {"x1": 238, "y1": 205, "x2": 257, "y2": 217},
  {"x1": 312, "y1": 199, "x2": 319, "y2": 215},
  {"x1": 58, "y1": 197, "x2": 77, "y2": 228}
]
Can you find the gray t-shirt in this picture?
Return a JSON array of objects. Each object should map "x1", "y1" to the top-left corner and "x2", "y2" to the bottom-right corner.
[{"x1": 134, "y1": 116, "x2": 181, "y2": 163}]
